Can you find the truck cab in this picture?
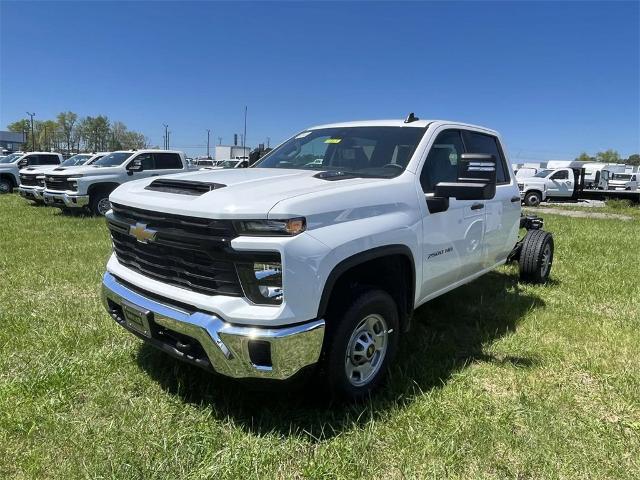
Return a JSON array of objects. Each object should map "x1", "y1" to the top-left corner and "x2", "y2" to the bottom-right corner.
[
  {"x1": 43, "y1": 149, "x2": 187, "y2": 215},
  {"x1": 99, "y1": 118, "x2": 555, "y2": 399}
]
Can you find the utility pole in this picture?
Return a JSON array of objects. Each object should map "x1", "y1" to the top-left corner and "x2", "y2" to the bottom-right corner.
[
  {"x1": 218, "y1": 136, "x2": 222, "y2": 146},
  {"x1": 243, "y1": 106, "x2": 247, "y2": 157},
  {"x1": 167, "y1": 131, "x2": 171, "y2": 149},
  {"x1": 26, "y1": 112, "x2": 35, "y2": 151},
  {"x1": 206, "y1": 129, "x2": 211, "y2": 158},
  {"x1": 266, "y1": 137, "x2": 270, "y2": 148},
  {"x1": 163, "y1": 124, "x2": 168, "y2": 149}
]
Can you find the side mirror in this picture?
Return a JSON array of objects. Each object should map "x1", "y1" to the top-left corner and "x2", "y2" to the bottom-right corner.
[
  {"x1": 127, "y1": 158, "x2": 143, "y2": 175},
  {"x1": 17, "y1": 158, "x2": 28, "y2": 169},
  {"x1": 434, "y1": 153, "x2": 497, "y2": 200}
]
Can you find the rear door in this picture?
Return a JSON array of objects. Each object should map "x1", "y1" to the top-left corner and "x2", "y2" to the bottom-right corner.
[
  {"x1": 462, "y1": 130, "x2": 521, "y2": 268},
  {"x1": 417, "y1": 128, "x2": 486, "y2": 298}
]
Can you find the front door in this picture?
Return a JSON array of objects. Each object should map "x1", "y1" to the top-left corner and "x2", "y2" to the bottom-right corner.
[
  {"x1": 417, "y1": 128, "x2": 486, "y2": 301},
  {"x1": 547, "y1": 168, "x2": 572, "y2": 197}
]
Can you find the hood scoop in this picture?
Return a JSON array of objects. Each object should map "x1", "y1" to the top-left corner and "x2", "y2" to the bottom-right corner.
[
  {"x1": 53, "y1": 167, "x2": 67, "y2": 171},
  {"x1": 314, "y1": 170, "x2": 360, "y2": 181},
  {"x1": 144, "y1": 178, "x2": 226, "y2": 196}
]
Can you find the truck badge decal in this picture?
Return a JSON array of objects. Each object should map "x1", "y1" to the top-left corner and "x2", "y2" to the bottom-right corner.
[
  {"x1": 129, "y1": 222, "x2": 157, "y2": 244},
  {"x1": 427, "y1": 246, "x2": 453, "y2": 260}
]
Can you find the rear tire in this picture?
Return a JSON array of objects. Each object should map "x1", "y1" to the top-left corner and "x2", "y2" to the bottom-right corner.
[
  {"x1": 519, "y1": 230, "x2": 554, "y2": 284},
  {"x1": 323, "y1": 289, "x2": 399, "y2": 401},
  {"x1": 524, "y1": 191, "x2": 541, "y2": 207}
]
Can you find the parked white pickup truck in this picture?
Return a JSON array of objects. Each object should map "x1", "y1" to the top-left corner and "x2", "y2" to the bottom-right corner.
[
  {"x1": 101, "y1": 118, "x2": 554, "y2": 400},
  {"x1": 43, "y1": 149, "x2": 188, "y2": 215},
  {"x1": 608, "y1": 173, "x2": 639, "y2": 190},
  {"x1": 18, "y1": 152, "x2": 108, "y2": 203},
  {"x1": 0, "y1": 152, "x2": 63, "y2": 194},
  {"x1": 519, "y1": 167, "x2": 589, "y2": 205}
]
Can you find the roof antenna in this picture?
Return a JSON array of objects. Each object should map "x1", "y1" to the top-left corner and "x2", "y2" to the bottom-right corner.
[{"x1": 404, "y1": 112, "x2": 419, "y2": 123}]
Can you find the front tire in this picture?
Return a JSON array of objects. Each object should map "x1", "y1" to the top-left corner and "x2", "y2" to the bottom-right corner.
[
  {"x1": 323, "y1": 289, "x2": 399, "y2": 401},
  {"x1": 0, "y1": 178, "x2": 12, "y2": 194},
  {"x1": 90, "y1": 192, "x2": 111, "y2": 216},
  {"x1": 519, "y1": 230, "x2": 554, "y2": 284},
  {"x1": 524, "y1": 191, "x2": 541, "y2": 207}
]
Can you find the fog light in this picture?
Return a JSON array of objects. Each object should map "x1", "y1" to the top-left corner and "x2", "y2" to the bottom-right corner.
[{"x1": 236, "y1": 262, "x2": 283, "y2": 305}]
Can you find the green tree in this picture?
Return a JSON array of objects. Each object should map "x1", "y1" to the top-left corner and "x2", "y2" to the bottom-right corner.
[
  {"x1": 56, "y1": 111, "x2": 78, "y2": 154},
  {"x1": 595, "y1": 149, "x2": 621, "y2": 163},
  {"x1": 575, "y1": 152, "x2": 594, "y2": 162},
  {"x1": 626, "y1": 154, "x2": 640, "y2": 166}
]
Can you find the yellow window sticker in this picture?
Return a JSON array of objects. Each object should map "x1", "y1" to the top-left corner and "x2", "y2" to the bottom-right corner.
[{"x1": 325, "y1": 138, "x2": 342, "y2": 144}]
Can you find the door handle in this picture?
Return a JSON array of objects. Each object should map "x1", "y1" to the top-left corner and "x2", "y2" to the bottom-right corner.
[
  {"x1": 511, "y1": 196, "x2": 520, "y2": 202},
  {"x1": 470, "y1": 203, "x2": 484, "y2": 210}
]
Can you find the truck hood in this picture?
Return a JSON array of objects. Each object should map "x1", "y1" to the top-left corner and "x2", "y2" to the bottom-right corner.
[
  {"x1": 110, "y1": 168, "x2": 386, "y2": 219},
  {"x1": 47, "y1": 165, "x2": 121, "y2": 177},
  {"x1": 20, "y1": 165, "x2": 60, "y2": 175}
]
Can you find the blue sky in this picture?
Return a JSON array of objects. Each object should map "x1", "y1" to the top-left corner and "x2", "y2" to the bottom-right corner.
[{"x1": 1, "y1": 1, "x2": 638, "y2": 160}]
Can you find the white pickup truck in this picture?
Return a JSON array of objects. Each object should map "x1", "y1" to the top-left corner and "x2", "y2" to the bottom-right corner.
[
  {"x1": 100, "y1": 118, "x2": 554, "y2": 400},
  {"x1": 18, "y1": 152, "x2": 108, "y2": 203},
  {"x1": 0, "y1": 152, "x2": 63, "y2": 194},
  {"x1": 608, "y1": 172, "x2": 639, "y2": 190},
  {"x1": 518, "y1": 167, "x2": 583, "y2": 205},
  {"x1": 43, "y1": 149, "x2": 188, "y2": 215}
]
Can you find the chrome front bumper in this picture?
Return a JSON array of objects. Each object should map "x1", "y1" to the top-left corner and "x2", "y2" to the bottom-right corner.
[
  {"x1": 101, "y1": 272, "x2": 325, "y2": 380},
  {"x1": 43, "y1": 191, "x2": 89, "y2": 208},
  {"x1": 18, "y1": 186, "x2": 42, "y2": 200}
]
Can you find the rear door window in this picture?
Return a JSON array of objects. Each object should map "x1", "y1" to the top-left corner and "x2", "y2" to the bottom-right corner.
[
  {"x1": 462, "y1": 131, "x2": 510, "y2": 184},
  {"x1": 154, "y1": 153, "x2": 182, "y2": 169},
  {"x1": 551, "y1": 170, "x2": 568, "y2": 180}
]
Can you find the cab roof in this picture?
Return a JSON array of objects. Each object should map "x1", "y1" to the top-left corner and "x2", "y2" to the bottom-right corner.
[{"x1": 307, "y1": 119, "x2": 499, "y2": 135}]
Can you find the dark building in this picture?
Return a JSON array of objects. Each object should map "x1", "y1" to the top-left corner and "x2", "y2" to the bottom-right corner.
[{"x1": 0, "y1": 131, "x2": 26, "y2": 153}]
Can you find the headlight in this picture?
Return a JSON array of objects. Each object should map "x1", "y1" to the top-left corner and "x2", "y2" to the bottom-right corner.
[
  {"x1": 236, "y1": 262, "x2": 283, "y2": 305},
  {"x1": 234, "y1": 218, "x2": 306, "y2": 236}
]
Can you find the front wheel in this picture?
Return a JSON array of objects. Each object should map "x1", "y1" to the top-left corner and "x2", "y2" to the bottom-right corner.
[
  {"x1": 323, "y1": 289, "x2": 399, "y2": 400},
  {"x1": 524, "y1": 191, "x2": 541, "y2": 207},
  {"x1": 0, "y1": 178, "x2": 12, "y2": 194},
  {"x1": 90, "y1": 192, "x2": 111, "y2": 216}
]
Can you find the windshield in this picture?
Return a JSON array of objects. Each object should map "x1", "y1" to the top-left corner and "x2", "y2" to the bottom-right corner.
[
  {"x1": 534, "y1": 169, "x2": 554, "y2": 178},
  {"x1": 61, "y1": 154, "x2": 92, "y2": 167},
  {"x1": 220, "y1": 160, "x2": 239, "y2": 168},
  {"x1": 0, "y1": 153, "x2": 24, "y2": 164},
  {"x1": 254, "y1": 126, "x2": 426, "y2": 178},
  {"x1": 612, "y1": 174, "x2": 632, "y2": 180},
  {"x1": 92, "y1": 151, "x2": 133, "y2": 167}
]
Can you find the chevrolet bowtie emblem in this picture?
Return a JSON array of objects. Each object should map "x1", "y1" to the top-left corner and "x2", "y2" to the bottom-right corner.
[{"x1": 129, "y1": 222, "x2": 157, "y2": 244}]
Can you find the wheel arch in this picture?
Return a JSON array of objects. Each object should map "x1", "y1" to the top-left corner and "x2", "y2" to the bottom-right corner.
[
  {"x1": 88, "y1": 182, "x2": 121, "y2": 197},
  {"x1": 0, "y1": 173, "x2": 18, "y2": 188},
  {"x1": 317, "y1": 245, "x2": 416, "y2": 331}
]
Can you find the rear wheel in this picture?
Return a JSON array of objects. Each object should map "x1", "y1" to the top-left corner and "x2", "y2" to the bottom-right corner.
[
  {"x1": 524, "y1": 191, "x2": 541, "y2": 207},
  {"x1": 519, "y1": 230, "x2": 554, "y2": 284},
  {"x1": 323, "y1": 289, "x2": 399, "y2": 400}
]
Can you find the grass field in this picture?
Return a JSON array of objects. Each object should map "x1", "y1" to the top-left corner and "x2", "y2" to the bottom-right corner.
[{"x1": 1, "y1": 194, "x2": 639, "y2": 479}]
